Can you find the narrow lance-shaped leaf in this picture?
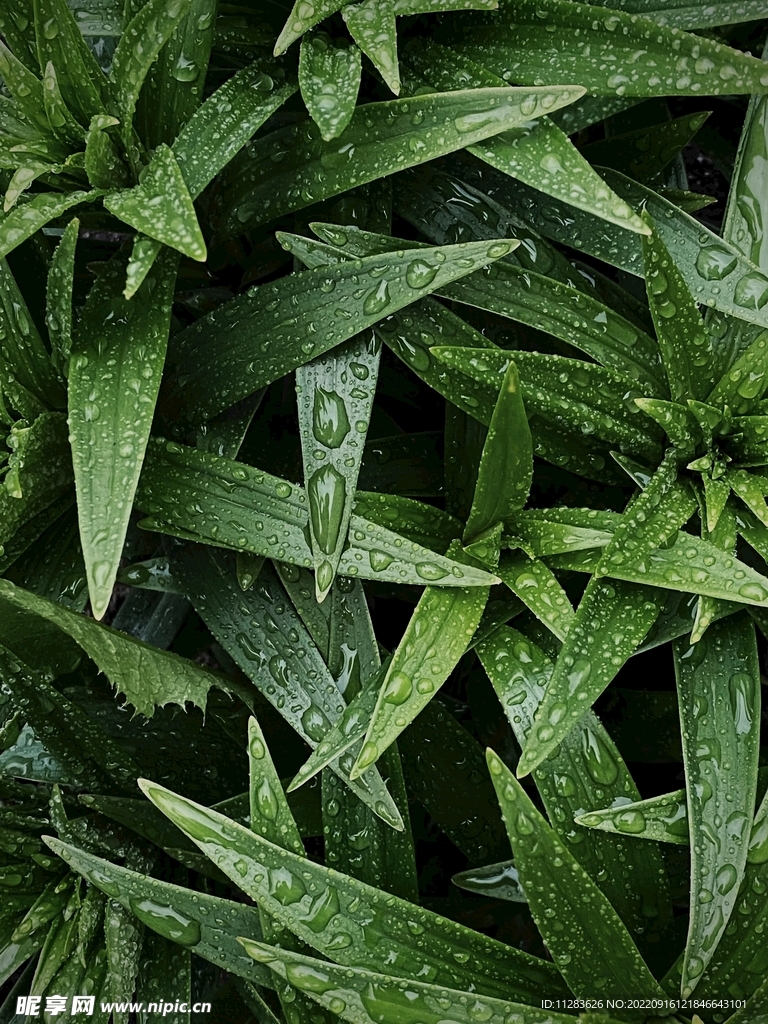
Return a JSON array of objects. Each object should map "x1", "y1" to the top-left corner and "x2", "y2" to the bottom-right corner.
[
  {"x1": 0, "y1": 578, "x2": 227, "y2": 716},
  {"x1": 580, "y1": 111, "x2": 710, "y2": 185},
  {"x1": 516, "y1": 579, "x2": 664, "y2": 778},
  {"x1": 1, "y1": 258, "x2": 64, "y2": 408},
  {"x1": 109, "y1": 0, "x2": 193, "y2": 128},
  {"x1": 586, "y1": 0, "x2": 768, "y2": 30},
  {"x1": 402, "y1": 40, "x2": 650, "y2": 236},
  {"x1": 296, "y1": 331, "x2": 382, "y2": 601},
  {"x1": 240, "y1": 940, "x2": 587, "y2": 1024},
  {"x1": 486, "y1": 750, "x2": 666, "y2": 998},
  {"x1": 45, "y1": 218, "x2": 78, "y2": 379},
  {"x1": 643, "y1": 213, "x2": 716, "y2": 401},
  {"x1": 214, "y1": 84, "x2": 586, "y2": 234},
  {"x1": 464, "y1": 359, "x2": 531, "y2": 547},
  {"x1": 496, "y1": 553, "x2": 573, "y2": 642},
  {"x1": 352, "y1": 542, "x2": 490, "y2": 778},
  {"x1": 595, "y1": 450, "x2": 697, "y2": 578},
  {"x1": 0, "y1": 39, "x2": 50, "y2": 134},
  {"x1": 708, "y1": 329, "x2": 768, "y2": 414},
  {"x1": 430, "y1": 348, "x2": 661, "y2": 461},
  {"x1": 163, "y1": 238, "x2": 516, "y2": 424},
  {"x1": 0, "y1": 191, "x2": 96, "y2": 263},
  {"x1": 450, "y1": 0, "x2": 768, "y2": 97},
  {"x1": 104, "y1": 145, "x2": 206, "y2": 262},
  {"x1": 576, "y1": 789, "x2": 690, "y2": 845},
  {"x1": 136, "y1": 440, "x2": 495, "y2": 588},
  {"x1": 139, "y1": 778, "x2": 568, "y2": 1002},
  {"x1": 673, "y1": 615, "x2": 761, "y2": 997},
  {"x1": 478, "y1": 627, "x2": 673, "y2": 962},
  {"x1": 343, "y1": 0, "x2": 400, "y2": 94},
  {"x1": 44, "y1": 838, "x2": 273, "y2": 988},
  {"x1": 33, "y1": 0, "x2": 111, "y2": 125},
  {"x1": 299, "y1": 33, "x2": 361, "y2": 141},
  {"x1": 68, "y1": 248, "x2": 179, "y2": 619},
  {"x1": 172, "y1": 548, "x2": 403, "y2": 830},
  {"x1": 134, "y1": 0, "x2": 217, "y2": 148}
]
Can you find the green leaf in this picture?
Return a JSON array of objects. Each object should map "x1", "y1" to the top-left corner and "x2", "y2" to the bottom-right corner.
[
  {"x1": 636, "y1": 398, "x2": 700, "y2": 453},
  {"x1": 0, "y1": 2, "x2": 38, "y2": 71},
  {"x1": 486, "y1": 749, "x2": 665, "y2": 997},
  {"x1": 104, "y1": 144, "x2": 206, "y2": 261},
  {"x1": 133, "y1": 0, "x2": 217, "y2": 148},
  {"x1": 299, "y1": 33, "x2": 361, "y2": 141},
  {"x1": 729, "y1": 469, "x2": 768, "y2": 527},
  {"x1": 496, "y1": 553, "x2": 573, "y2": 642},
  {"x1": 172, "y1": 548, "x2": 404, "y2": 830},
  {"x1": 478, "y1": 627, "x2": 672, "y2": 961},
  {"x1": 0, "y1": 190, "x2": 95, "y2": 262},
  {"x1": 581, "y1": 111, "x2": 709, "y2": 185},
  {"x1": 68, "y1": 248, "x2": 178, "y2": 619},
  {"x1": 173, "y1": 58, "x2": 297, "y2": 203},
  {"x1": 298, "y1": 224, "x2": 663, "y2": 389},
  {"x1": 588, "y1": 0, "x2": 768, "y2": 29},
  {"x1": 109, "y1": 0, "x2": 193, "y2": 127},
  {"x1": 136, "y1": 932, "x2": 191, "y2": 1024},
  {"x1": 105, "y1": 897, "x2": 143, "y2": 1024},
  {"x1": 343, "y1": 0, "x2": 399, "y2": 94},
  {"x1": 352, "y1": 547, "x2": 490, "y2": 777},
  {"x1": 164, "y1": 238, "x2": 515, "y2": 424},
  {"x1": 431, "y1": 348, "x2": 661, "y2": 461},
  {"x1": 403, "y1": 40, "x2": 650, "y2": 237},
  {"x1": 0, "y1": 578, "x2": 227, "y2": 716},
  {"x1": 139, "y1": 778, "x2": 568, "y2": 1002},
  {"x1": 452, "y1": 859, "x2": 526, "y2": 903},
  {"x1": 45, "y1": 217, "x2": 78, "y2": 378},
  {"x1": 44, "y1": 837, "x2": 273, "y2": 988},
  {"x1": 33, "y1": 0, "x2": 111, "y2": 126},
  {"x1": 516, "y1": 579, "x2": 664, "y2": 778},
  {"x1": 297, "y1": 333, "x2": 382, "y2": 601},
  {"x1": 451, "y1": 0, "x2": 768, "y2": 96},
  {"x1": 595, "y1": 450, "x2": 697, "y2": 578},
  {"x1": 0, "y1": 39, "x2": 50, "y2": 134},
  {"x1": 576, "y1": 789, "x2": 689, "y2": 845},
  {"x1": 240, "y1": 940, "x2": 578, "y2": 1024},
  {"x1": 137, "y1": 439, "x2": 495, "y2": 588},
  {"x1": 708, "y1": 328, "x2": 768, "y2": 414},
  {"x1": 464, "y1": 360, "x2": 531, "y2": 545},
  {"x1": 248, "y1": 717, "x2": 305, "y2": 857},
  {"x1": 673, "y1": 615, "x2": 761, "y2": 997},
  {"x1": 1, "y1": 257, "x2": 64, "y2": 408},
  {"x1": 643, "y1": 213, "x2": 716, "y2": 401},
  {"x1": 41, "y1": 62, "x2": 87, "y2": 144},
  {"x1": 214, "y1": 85, "x2": 585, "y2": 234},
  {"x1": 84, "y1": 113, "x2": 130, "y2": 189}
]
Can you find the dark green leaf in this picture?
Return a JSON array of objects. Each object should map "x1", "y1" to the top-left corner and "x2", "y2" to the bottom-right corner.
[{"x1": 299, "y1": 33, "x2": 361, "y2": 141}]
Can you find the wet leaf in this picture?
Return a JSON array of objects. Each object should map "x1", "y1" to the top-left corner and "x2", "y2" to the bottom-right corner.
[
  {"x1": 45, "y1": 217, "x2": 78, "y2": 378},
  {"x1": 451, "y1": 0, "x2": 768, "y2": 97},
  {"x1": 299, "y1": 33, "x2": 361, "y2": 141},
  {"x1": 45, "y1": 838, "x2": 273, "y2": 988},
  {"x1": 140, "y1": 778, "x2": 568, "y2": 1002},
  {"x1": 240, "y1": 940, "x2": 579, "y2": 1024},
  {"x1": 587, "y1": 0, "x2": 768, "y2": 29},
  {"x1": 352, "y1": 545, "x2": 490, "y2": 777},
  {"x1": 478, "y1": 626, "x2": 672, "y2": 961},
  {"x1": 136, "y1": 439, "x2": 495, "y2": 588},
  {"x1": 164, "y1": 237, "x2": 514, "y2": 424},
  {"x1": 1, "y1": 258, "x2": 64, "y2": 408},
  {"x1": 673, "y1": 615, "x2": 761, "y2": 997},
  {"x1": 496, "y1": 553, "x2": 573, "y2": 642},
  {"x1": 109, "y1": 0, "x2": 193, "y2": 129},
  {"x1": 214, "y1": 85, "x2": 585, "y2": 234},
  {"x1": 0, "y1": 578, "x2": 226, "y2": 716},
  {"x1": 173, "y1": 548, "x2": 403, "y2": 829},
  {"x1": 516, "y1": 579, "x2": 664, "y2": 777},
  {"x1": 343, "y1": 0, "x2": 400, "y2": 95},
  {"x1": 68, "y1": 248, "x2": 178, "y2": 619},
  {"x1": 581, "y1": 111, "x2": 710, "y2": 185},
  {"x1": 0, "y1": 190, "x2": 96, "y2": 262},
  {"x1": 576, "y1": 789, "x2": 690, "y2": 846},
  {"x1": 486, "y1": 750, "x2": 665, "y2": 997},
  {"x1": 464, "y1": 360, "x2": 531, "y2": 545},
  {"x1": 104, "y1": 145, "x2": 206, "y2": 261}
]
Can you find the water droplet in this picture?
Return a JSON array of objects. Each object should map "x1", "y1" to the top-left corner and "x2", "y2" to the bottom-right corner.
[
  {"x1": 363, "y1": 280, "x2": 390, "y2": 316},
  {"x1": 313, "y1": 388, "x2": 350, "y2": 448},
  {"x1": 128, "y1": 898, "x2": 201, "y2": 946},
  {"x1": 734, "y1": 272, "x2": 768, "y2": 310},
  {"x1": 729, "y1": 672, "x2": 755, "y2": 735},
  {"x1": 695, "y1": 247, "x2": 737, "y2": 281},
  {"x1": 383, "y1": 672, "x2": 412, "y2": 705},
  {"x1": 405, "y1": 259, "x2": 438, "y2": 289}
]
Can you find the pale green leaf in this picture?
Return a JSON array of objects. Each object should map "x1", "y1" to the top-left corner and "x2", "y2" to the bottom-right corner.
[
  {"x1": 343, "y1": 0, "x2": 399, "y2": 94},
  {"x1": 0, "y1": 578, "x2": 225, "y2": 716},
  {"x1": 576, "y1": 789, "x2": 689, "y2": 845},
  {"x1": 299, "y1": 33, "x2": 361, "y2": 141},
  {"x1": 104, "y1": 144, "x2": 206, "y2": 261},
  {"x1": 496, "y1": 553, "x2": 573, "y2": 642},
  {"x1": 0, "y1": 190, "x2": 95, "y2": 262}
]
